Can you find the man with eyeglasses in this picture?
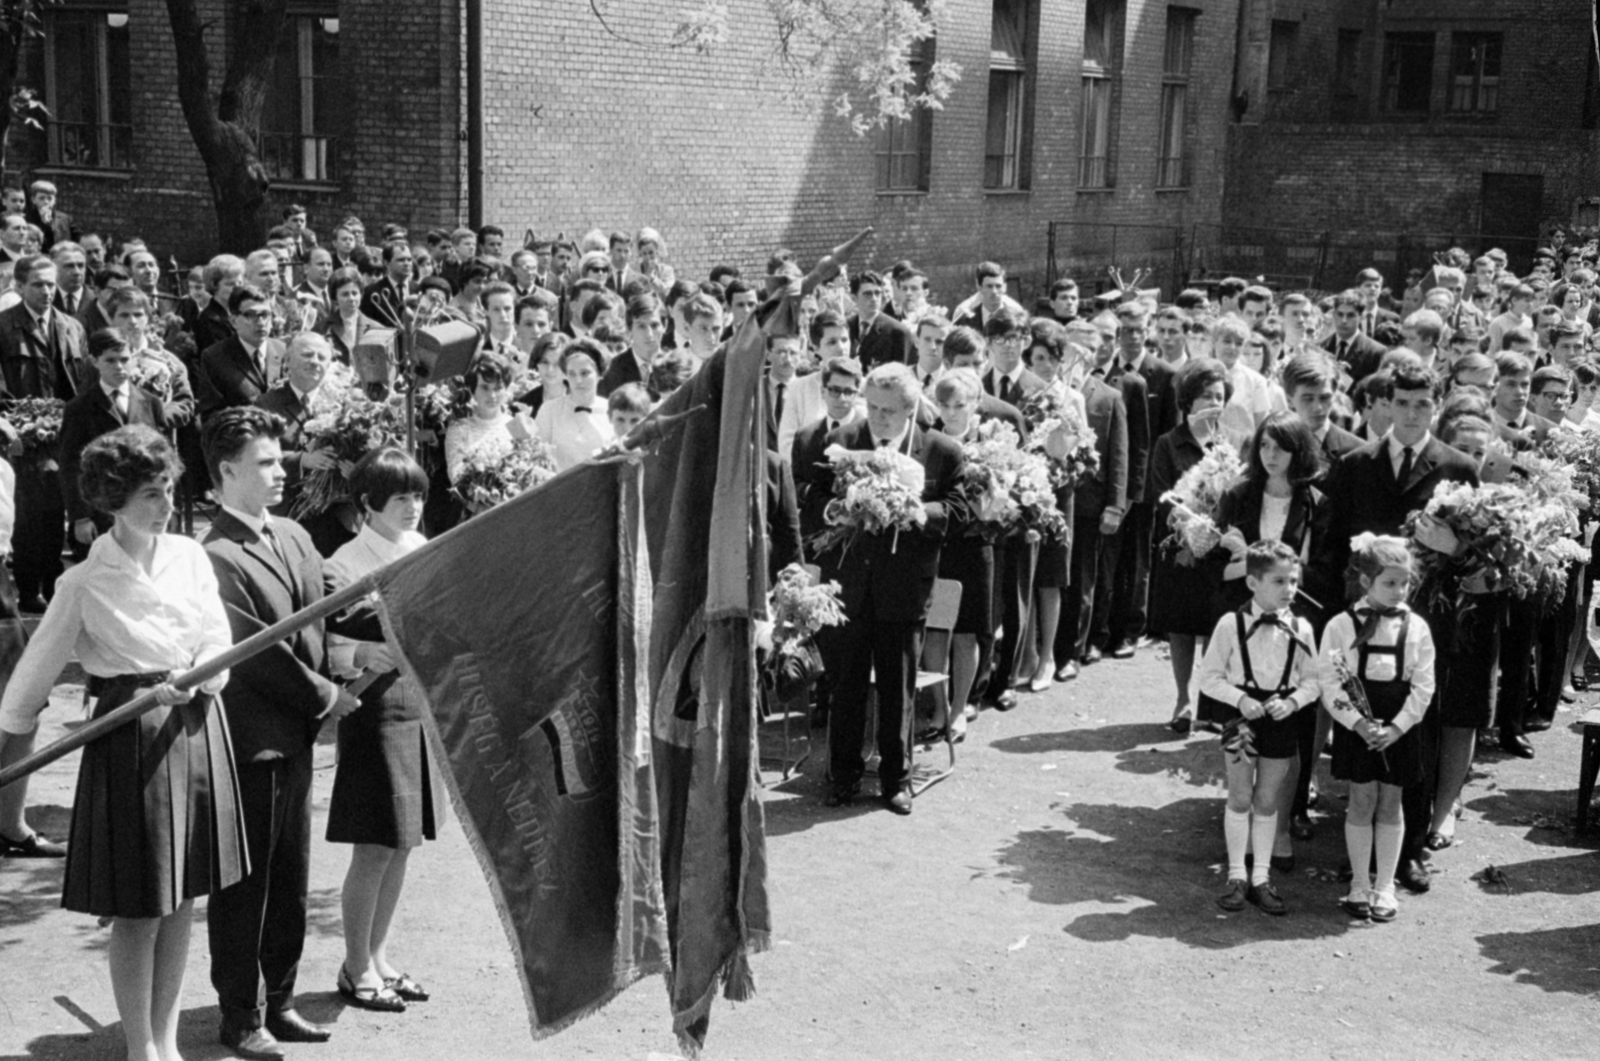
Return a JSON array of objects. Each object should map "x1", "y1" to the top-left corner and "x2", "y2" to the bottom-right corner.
[
  {"x1": 197, "y1": 283, "x2": 287, "y2": 416},
  {"x1": 790, "y1": 355, "x2": 865, "y2": 533},
  {"x1": 359, "y1": 240, "x2": 414, "y2": 329}
]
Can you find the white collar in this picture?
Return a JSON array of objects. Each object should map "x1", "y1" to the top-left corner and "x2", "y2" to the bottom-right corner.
[
  {"x1": 994, "y1": 363, "x2": 1024, "y2": 385},
  {"x1": 101, "y1": 381, "x2": 128, "y2": 400},
  {"x1": 355, "y1": 521, "x2": 423, "y2": 562},
  {"x1": 1386, "y1": 429, "x2": 1431, "y2": 453}
]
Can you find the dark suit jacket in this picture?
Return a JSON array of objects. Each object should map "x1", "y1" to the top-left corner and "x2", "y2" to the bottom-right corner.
[
  {"x1": 1321, "y1": 331, "x2": 1387, "y2": 387},
  {"x1": 52, "y1": 287, "x2": 92, "y2": 319},
  {"x1": 76, "y1": 298, "x2": 111, "y2": 341},
  {"x1": 810, "y1": 420, "x2": 963, "y2": 622},
  {"x1": 203, "y1": 510, "x2": 337, "y2": 762},
  {"x1": 0, "y1": 303, "x2": 89, "y2": 401},
  {"x1": 1322, "y1": 434, "x2": 1480, "y2": 597},
  {"x1": 1320, "y1": 422, "x2": 1364, "y2": 467},
  {"x1": 255, "y1": 383, "x2": 314, "y2": 515},
  {"x1": 1215, "y1": 479, "x2": 1334, "y2": 616},
  {"x1": 360, "y1": 277, "x2": 410, "y2": 329},
  {"x1": 850, "y1": 313, "x2": 916, "y2": 371},
  {"x1": 197, "y1": 335, "x2": 284, "y2": 416},
  {"x1": 193, "y1": 300, "x2": 235, "y2": 354},
  {"x1": 25, "y1": 205, "x2": 74, "y2": 253},
  {"x1": 320, "y1": 312, "x2": 384, "y2": 366},
  {"x1": 58, "y1": 384, "x2": 164, "y2": 522},
  {"x1": 1076, "y1": 376, "x2": 1130, "y2": 518},
  {"x1": 1110, "y1": 352, "x2": 1179, "y2": 456},
  {"x1": 982, "y1": 366, "x2": 1046, "y2": 411},
  {"x1": 1105, "y1": 367, "x2": 1151, "y2": 503},
  {"x1": 292, "y1": 281, "x2": 331, "y2": 332},
  {"x1": 792, "y1": 416, "x2": 845, "y2": 543},
  {"x1": 1495, "y1": 410, "x2": 1557, "y2": 451},
  {"x1": 598, "y1": 349, "x2": 647, "y2": 398},
  {"x1": 766, "y1": 451, "x2": 803, "y2": 580}
]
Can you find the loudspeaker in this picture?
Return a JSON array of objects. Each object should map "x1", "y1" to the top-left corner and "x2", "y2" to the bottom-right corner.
[
  {"x1": 413, "y1": 320, "x2": 480, "y2": 383},
  {"x1": 352, "y1": 328, "x2": 396, "y2": 386}
]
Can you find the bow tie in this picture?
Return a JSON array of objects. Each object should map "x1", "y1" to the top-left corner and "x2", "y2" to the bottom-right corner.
[
  {"x1": 1247, "y1": 611, "x2": 1291, "y2": 637},
  {"x1": 573, "y1": 405, "x2": 592, "y2": 413},
  {"x1": 1356, "y1": 604, "x2": 1405, "y2": 619}
]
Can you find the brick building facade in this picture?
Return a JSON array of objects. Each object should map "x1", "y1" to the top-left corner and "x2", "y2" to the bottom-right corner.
[
  {"x1": 1223, "y1": 0, "x2": 1600, "y2": 285},
  {"x1": 8, "y1": 0, "x2": 1242, "y2": 305}
]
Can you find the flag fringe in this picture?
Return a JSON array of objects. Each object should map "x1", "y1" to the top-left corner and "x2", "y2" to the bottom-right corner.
[{"x1": 669, "y1": 935, "x2": 768, "y2": 1058}]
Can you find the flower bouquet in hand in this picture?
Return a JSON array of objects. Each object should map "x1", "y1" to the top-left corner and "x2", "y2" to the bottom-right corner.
[
  {"x1": 129, "y1": 349, "x2": 180, "y2": 402},
  {"x1": 1158, "y1": 438, "x2": 1245, "y2": 558},
  {"x1": 808, "y1": 444, "x2": 928, "y2": 556},
  {"x1": 1540, "y1": 427, "x2": 1600, "y2": 512},
  {"x1": 764, "y1": 563, "x2": 846, "y2": 702},
  {"x1": 1020, "y1": 390, "x2": 1099, "y2": 490},
  {"x1": 451, "y1": 436, "x2": 559, "y2": 513},
  {"x1": 1327, "y1": 650, "x2": 1388, "y2": 771},
  {"x1": 413, "y1": 382, "x2": 470, "y2": 447},
  {"x1": 292, "y1": 397, "x2": 404, "y2": 518},
  {"x1": 957, "y1": 421, "x2": 1070, "y2": 544},
  {"x1": 2, "y1": 397, "x2": 64, "y2": 471}
]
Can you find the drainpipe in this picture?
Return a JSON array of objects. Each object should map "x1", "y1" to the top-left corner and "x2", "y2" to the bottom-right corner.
[{"x1": 466, "y1": 0, "x2": 485, "y2": 227}]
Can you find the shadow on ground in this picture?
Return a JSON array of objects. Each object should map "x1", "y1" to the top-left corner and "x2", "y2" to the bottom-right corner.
[
  {"x1": 0, "y1": 995, "x2": 355, "y2": 1061},
  {"x1": 991, "y1": 725, "x2": 1228, "y2": 788},
  {"x1": 1476, "y1": 922, "x2": 1600, "y2": 998}
]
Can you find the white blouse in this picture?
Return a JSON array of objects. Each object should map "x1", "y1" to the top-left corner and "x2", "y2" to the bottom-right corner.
[
  {"x1": 444, "y1": 412, "x2": 514, "y2": 483},
  {"x1": 1259, "y1": 493, "x2": 1291, "y2": 544},
  {"x1": 324, "y1": 523, "x2": 426, "y2": 678},
  {"x1": 0, "y1": 533, "x2": 232, "y2": 734},
  {"x1": 532, "y1": 393, "x2": 615, "y2": 472}
]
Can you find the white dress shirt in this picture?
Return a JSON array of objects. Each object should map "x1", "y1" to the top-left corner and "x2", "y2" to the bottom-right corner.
[
  {"x1": 1318, "y1": 602, "x2": 1436, "y2": 736},
  {"x1": 532, "y1": 393, "x2": 615, "y2": 472},
  {"x1": 0, "y1": 533, "x2": 232, "y2": 734},
  {"x1": 1198, "y1": 602, "x2": 1320, "y2": 712},
  {"x1": 324, "y1": 522, "x2": 426, "y2": 677},
  {"x1": 777, "y1": 372, "x2": 829, "y2": 460},
  {"x1": 1385, "y1": 431, "x2": 1430, "y2": 478}
]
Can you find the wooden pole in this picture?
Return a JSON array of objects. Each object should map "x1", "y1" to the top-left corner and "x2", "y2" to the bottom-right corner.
[{"x1": 0, "y1": 571, "x2": 381, "y2": 790}]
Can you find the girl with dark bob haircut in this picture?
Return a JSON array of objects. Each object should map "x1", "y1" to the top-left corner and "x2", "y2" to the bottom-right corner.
[
  {"x1": 80, "y1": 420, "x2": 186, "y2": 514},
  {"x1": 0, "y1": 423, "x2": 244, "y2": 1061},
  {"x1": 349, "y1": 445, "x2": 430, "y2": 513},
  {"x1": 463, "y1": 348, "x2": 515, "y2": 392},
  {"x1": 1176, "y1": 356, "x2": 1235, "y2": 413}
]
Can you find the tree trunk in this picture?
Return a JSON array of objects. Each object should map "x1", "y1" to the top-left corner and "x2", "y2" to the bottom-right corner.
[
  {"x1": 0, "y1": 19, "x2": 26, "y2": 177},
  {"x1": 163, "y1": 0, "x2": 289, "y2": 253}
]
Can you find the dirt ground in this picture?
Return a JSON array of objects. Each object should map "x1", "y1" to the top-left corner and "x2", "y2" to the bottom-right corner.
[{"x1": 2, "y1": 646, "x2": 1597, "y2": 1061}]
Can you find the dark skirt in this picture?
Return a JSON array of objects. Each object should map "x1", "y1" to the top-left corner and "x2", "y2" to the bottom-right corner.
[
  {"x1": 1034, "y1": 485, "x2": 1076, "y2": 590},
  {"x1": 1431, "y1": 594, "x2": 1502, "y2": 729},
  {"x1": 62, "y1": 675, "x2": 248, "y2": 918},
  {"x1": 937, "y1": 536, "x2": 994, "y2": 635},
  {"x1": 327, "y1": 672, "x2": 440, "y2": 848},
  {"x1": 1147, "y1": 547, "x2": 1226, "y2": 638},
  {"x1": 1330, "y1": 676, "x2": 1424, "y2": 787}
]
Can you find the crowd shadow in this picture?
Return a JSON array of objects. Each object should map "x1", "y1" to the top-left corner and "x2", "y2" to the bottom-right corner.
[
  {"x1": 994, "y1": 799, "x2": 1365, "y2": 950},
  {"x1": 1476, "y1": 922, "x2": 1600, "y2": 998},
  {"x1": 991, "y1": 724, "x2": 1229, "y2": 789},
  {"x1": 1466, "y1": 786, "x2": 1600, "y2": 849},
  {"x1": 989, "y1": 722, "x2": 1172, "y2": 756},
  {"x1": 0, "y1": 997, "x2": 354, "y2": 1061},
  {"x1": 1463, "y1": 849, "x2": 1600, "y2": 897}
]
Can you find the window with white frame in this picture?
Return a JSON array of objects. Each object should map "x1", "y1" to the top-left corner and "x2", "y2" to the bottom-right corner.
[{"x1": 43, "y1": 5, "x2": 132, "y2": 170}]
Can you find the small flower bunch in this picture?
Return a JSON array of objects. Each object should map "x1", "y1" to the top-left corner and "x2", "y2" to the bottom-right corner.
[
  {"x1": 292, "y1": 397, "x2": 404, "y2": 517},
  {"x1": 451, "y1": 435, "x2": 559, "y2": 512},
  {"x1": 957, "y1": 421, "x2": 1069, "y2": 543},
  {"x1": 1540, "y1": 428, "x2": 1600, "y2": 511},
  {"x1": 3, "y1": 397, "x2": 65, "y2": 468},
  {"x1": 1019, "y1": 390, "x2": 1099, "y2": 490},
  {"x1": 767, "y1": 563, "x2": 846, "y2": 662},
  {"x1": 1326, "y1": 650, "x2": 1388, "y2": 770},
  {"x1": 128, "y1": 349, "x2": 178, "y2": 400},
  {"x1": 808, "y1": 444, "x2": 928, "y2": 556},
  {"x1": 1158, "y1": 441, "x2": 1246, "y2": 557},
  {"x1": 413, "y1": 381, "x2": 471, "y2": 443}
]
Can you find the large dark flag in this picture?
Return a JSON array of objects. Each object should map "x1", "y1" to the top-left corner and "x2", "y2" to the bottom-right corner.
[{"x1": 371, "y1": 460, "x2": 670, "y2": 1036}]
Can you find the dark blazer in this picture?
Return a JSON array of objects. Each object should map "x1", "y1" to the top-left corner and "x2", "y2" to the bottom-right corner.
[
  {"x1": 1495, "y1": 410, "x2": 1557, "y2": 451},
  {"x1": 810, "y1": 420, "x2": 963, "y2": 622},
  {"x1": 1076, "y1": 376, "x2": 1130, "y2": 518},
  {"x1": 58, "y1": 384, "x2": 164, "y2": 523},
  {"x1": 1321, "y1": 331, "x2": 1387, "y2": 387},
  {"x1": 360, "y1": 277, "x2": 411, "y2": 329},
  {"x1": 766, "y1": 451, "x2": 803, "y2": 580},
  {"x1": 1107, "y1": 367, "x2": 1151, "y2": 503},
  {"x1": 197, "y1": 335, "x2": 284, "y2": 416},
  {"x1": 76, "y1": 297, "x2": 111, "y2": 340},
  {"x1": 192, "y1": 300, "x2": 235, "y2": 353},
  {"x1": 254, "y1": 383, "x2": 313, "y2": 513},
  {"x1": 25, "y1": 205, "x2": 75, "y2": 252},
  {"x1": 982, "y1": 366, "x2": 1047, "y2": 411},
  {"x1": 52, "y1": 287, "x2": 92, "y2": 319},
  {"x1": 598, "y1": 349, "x2": 647, "y2": 398},
  {"x1": 1109, "y1": 352, "x2": 1179, "y2": 456},
  {"x1": 320, "y1": 311, "x2": 383, "y2": 365},
  {"x1": 1215, "y1": 478, "x2": 1334, "y2": 616},
  {"x1": 292, "y1": 281, "x2": 331, "y2": 331},
  {"x1": 1320, "y1": 422, "x2": 1364, "y2": 467},
  {"x1": 1322, "y1": 434, "x2": 1479, "y2": 594},
  {"x1": 792, "y1": 415, "x2": 844, "y2": 543},
  {"x1": 202, "y1": 510, "x2": 337, "y2": 762},
  {"x1": 0, "y1": 303, "x2": 89, "y2": 400},
  {"x1": 850, "y1": 312, "x2": 916, "y2": 371}
]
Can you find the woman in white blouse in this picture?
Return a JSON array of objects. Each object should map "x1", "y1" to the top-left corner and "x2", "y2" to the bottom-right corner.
[
  {"x1": 0, "y1": 426, "x2": 244, "y2": 1061},
  {"x1": 443, "y1": 349, "x2": 534, "y2": 485},
  {"x1": 531, "y1": 337, "x2": 615, "y2": 471},
  {"x1": 322, "y1": 447, "x2": 440, "y2": 1012}
]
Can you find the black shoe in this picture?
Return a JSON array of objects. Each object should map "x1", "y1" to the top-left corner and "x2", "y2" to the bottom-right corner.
[
  {"x1": 884, "y1": 784, "x2": 913, "y2": 815},
  {"x1": 384, "y1": 973, "x2": 430, "y2": 1002},
  {"x1": 1109, "y1": 641, "x2": 1136, "y2": 660},
  {"x1": 987, "y1": 690, "x2": 1018, "y2": 712},
  {"x1": 1247, "y1": 882, "x2": 1287, "y2": 916},
  {"x1": 265, "y1": 1009, "x2": 331, "y2": 1043},
  {"x1": 15, "y1": 596, "x2": 46, "y2": 616},
  {"x1": 822, "y1": 784, "x2": 857, "y2": 808},
  {"x1": 1083, "y1": 646, "x2": 1103, "y2": 665},
  {"x1": 1397, "y1": 858, "x2": 1432, "y2": 894},
  {"x1": 1525, "y1": 717, "x2": 1553, "y2": 733},
  {"x1": 1216, "y1": 879, "x2": 1248, "y2": 911},
  {"x1": 1499, "y1": 733, "x2": 1535, "y2": 759},
  {"x1": 1168, "y1": 715, "x2": 1192, "y2": 735},
  {"x1": 337, "y1": 964, "x2": 406, "y2": 1012},
  {"x1": 219, "y1": 1023, "x2": 285, "y2": 1061},
  {"x1": 1289, "y1": 814, "x2": 1315, "y2": 841},
  {"x1": 1269, "y1": 854, "x2": 1296, "y2": 875},
  {"x1": 0, "y1": 831, "x2": 66, "y2": 858}
]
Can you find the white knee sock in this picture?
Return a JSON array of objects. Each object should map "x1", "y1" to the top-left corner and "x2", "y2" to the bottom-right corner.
[
  {"x1": 1225, "y1": 807, "x2": 1250, "y2": 881},
  {"x1": 1373, "y1": 819, "x2": 1404, "y2": 895},
  {"x1": 1249, "y1": 812, "x2": 1278, "y2": 886},
  {"x1": 1344, "y1": 820, "x2": 1374, "y2": 892}
]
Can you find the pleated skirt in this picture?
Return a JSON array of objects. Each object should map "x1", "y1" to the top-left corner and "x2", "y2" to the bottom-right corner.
[
  {"x1": 326, "y1": 673, "x2": 440, "y2": 849},
  {"x1": 62, "y1": 676, "x2": 249, "y2": 918}
]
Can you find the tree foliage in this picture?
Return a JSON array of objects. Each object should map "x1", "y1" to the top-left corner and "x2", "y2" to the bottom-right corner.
[
  {"x1": 0, "y1": 0, "x2": 56, "y2": 175},
  {"x1": 671, "y1": 0, "x2": 961, "y2": 134}
]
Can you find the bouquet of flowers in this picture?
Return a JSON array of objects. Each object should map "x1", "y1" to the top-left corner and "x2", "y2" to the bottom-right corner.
[
  {"x1": 3, "y1": 397, "x2": 65, "y2": 470},
  {"x1": 128, "y1": 349, "x2": 179, "y2": 400},
  {"x1": 451, "y1": 436, "x2": 559, "y2": 512},
  {"x1": 413, "y1": 382, "x2": 471, "y2": 445},
  {"x1": 292, "y1": 397, "x2": 403, "y2": 518},
  {"x1": 808, "y1": 444, "x2": 928, "y2": 556},
  {"x1": 1326, "y1": 650, "x2": 1388, "y2": 771},
  {"x1": 1540, "y1": 427, "x2": 1600, "y2": 511},
  {"x1": 1403, "y1": 479, "x2": 1587, "y2": 614},
  {"x1": 763, "y1": 563, "x2": 846, "y2": 703},
  {"x1": 1019, "y1": 390, "x2": 1099, "y2": 490},
  {"x1": 1158, "y1": 441, "x2": 1246, "y2": 557},
  {"x1": 957, "y1": 421, "x2": 1069, "y2": 544}
]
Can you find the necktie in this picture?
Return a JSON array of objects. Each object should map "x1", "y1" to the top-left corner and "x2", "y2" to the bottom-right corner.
[
  {"x1": 260, "y1": 522, "x2": 289, "y2": 572},
  {"x1": 827, "y1": 419, "x2": 838, "y2": 433},
  {"x1": 922, "y1": 373, "x2": 933, "y2": 390},
  {"x1": 112, "y1": 389, "x2": 127, "y2": 418},
  {"x1": 1337, "y1": 339, "x2": 1349, "y2": 360},
  {"x1": 998, "y1": 375, "x2": 1013, "y2": 406},
  {"x1": 1397, "y1": 444, "x2": 1414, "y2": 484},
  {"x1": 775, "y1": 382, "x2": 786, "y2": 416}
]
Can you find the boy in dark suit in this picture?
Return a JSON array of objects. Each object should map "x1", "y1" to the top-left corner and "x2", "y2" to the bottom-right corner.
[
  {"x1": 848, "y1": 270, "x2": 916, "y2": 370},
  {"x1": 197, "y1": 284, "x2": 285, "y2": 417},
  {"x1": 810, "y1": 363, "x2": 963, "y2": 814},
  {"x1": 200, "y1": 408, "x2": 358, "y2": 1058}
]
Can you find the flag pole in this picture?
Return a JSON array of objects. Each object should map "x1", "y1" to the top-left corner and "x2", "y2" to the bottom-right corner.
[{"x1": 0, "y1": 571, "x2": 382, "y2": 790}]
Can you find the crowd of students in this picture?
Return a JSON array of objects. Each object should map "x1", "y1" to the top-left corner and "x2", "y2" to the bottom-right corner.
[{"x1": 0, "y1": 188, "x2": 1597, "y2": 1057}]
